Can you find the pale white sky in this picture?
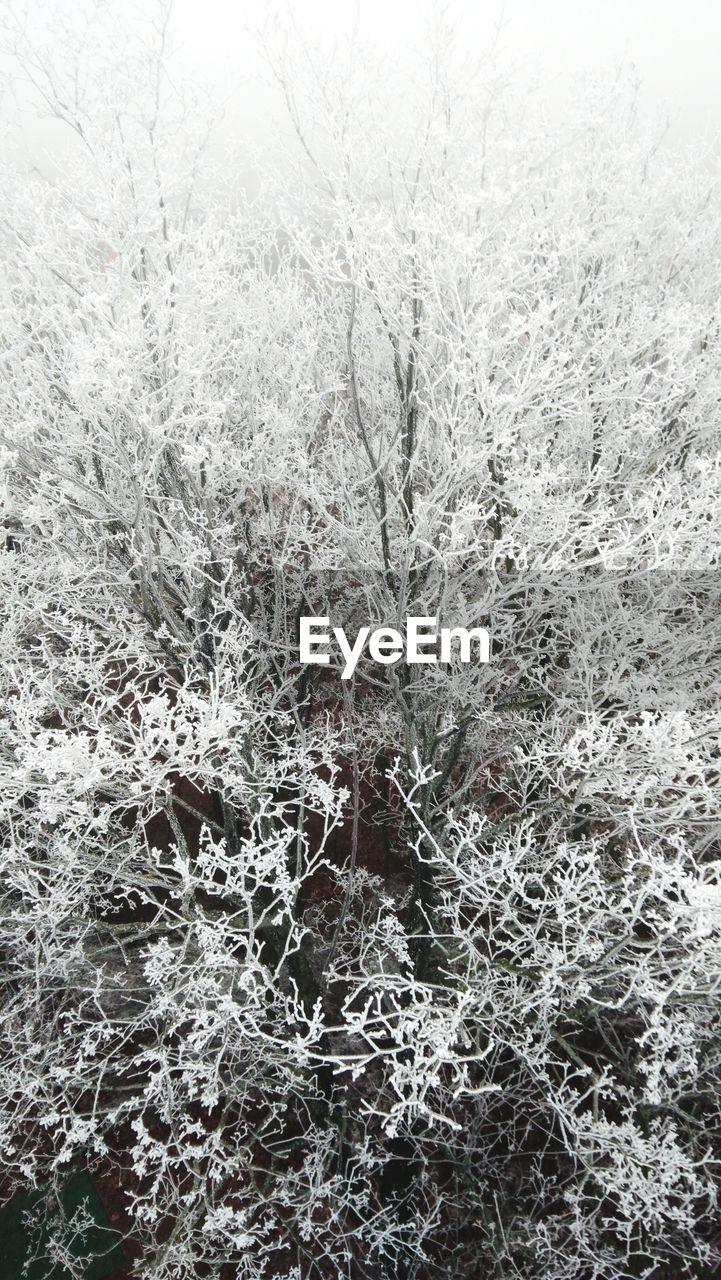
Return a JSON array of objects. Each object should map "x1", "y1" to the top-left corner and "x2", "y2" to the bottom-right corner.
[
  {"x1": 4, "y1": 0, "x2": 720, "y2": 192},
  {"x1": 170, "y1": 0, "x2": 721, "y2": 140}
]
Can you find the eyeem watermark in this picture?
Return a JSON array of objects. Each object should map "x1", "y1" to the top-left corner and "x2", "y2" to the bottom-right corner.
[{"x1": 299, "y1": 616, "x2": 490, "y2": 680}]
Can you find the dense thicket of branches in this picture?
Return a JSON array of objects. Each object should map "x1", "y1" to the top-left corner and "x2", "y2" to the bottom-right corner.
[{"x1": 1, "y1": 4, "x2": 720, "y2": 1277}]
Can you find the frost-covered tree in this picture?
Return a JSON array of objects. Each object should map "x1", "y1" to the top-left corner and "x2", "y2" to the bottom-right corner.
[{"x1": 1, "y1": 3, "x2": 720, "y2": 1277}]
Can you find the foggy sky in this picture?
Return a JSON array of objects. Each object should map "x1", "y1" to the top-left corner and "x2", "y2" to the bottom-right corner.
[
  {"x1": 4, "y1": 0, "x2": 720, "y2": 193},
  {"x1": 175, "y1": 0, "x2": 721, "y2": 141}
]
